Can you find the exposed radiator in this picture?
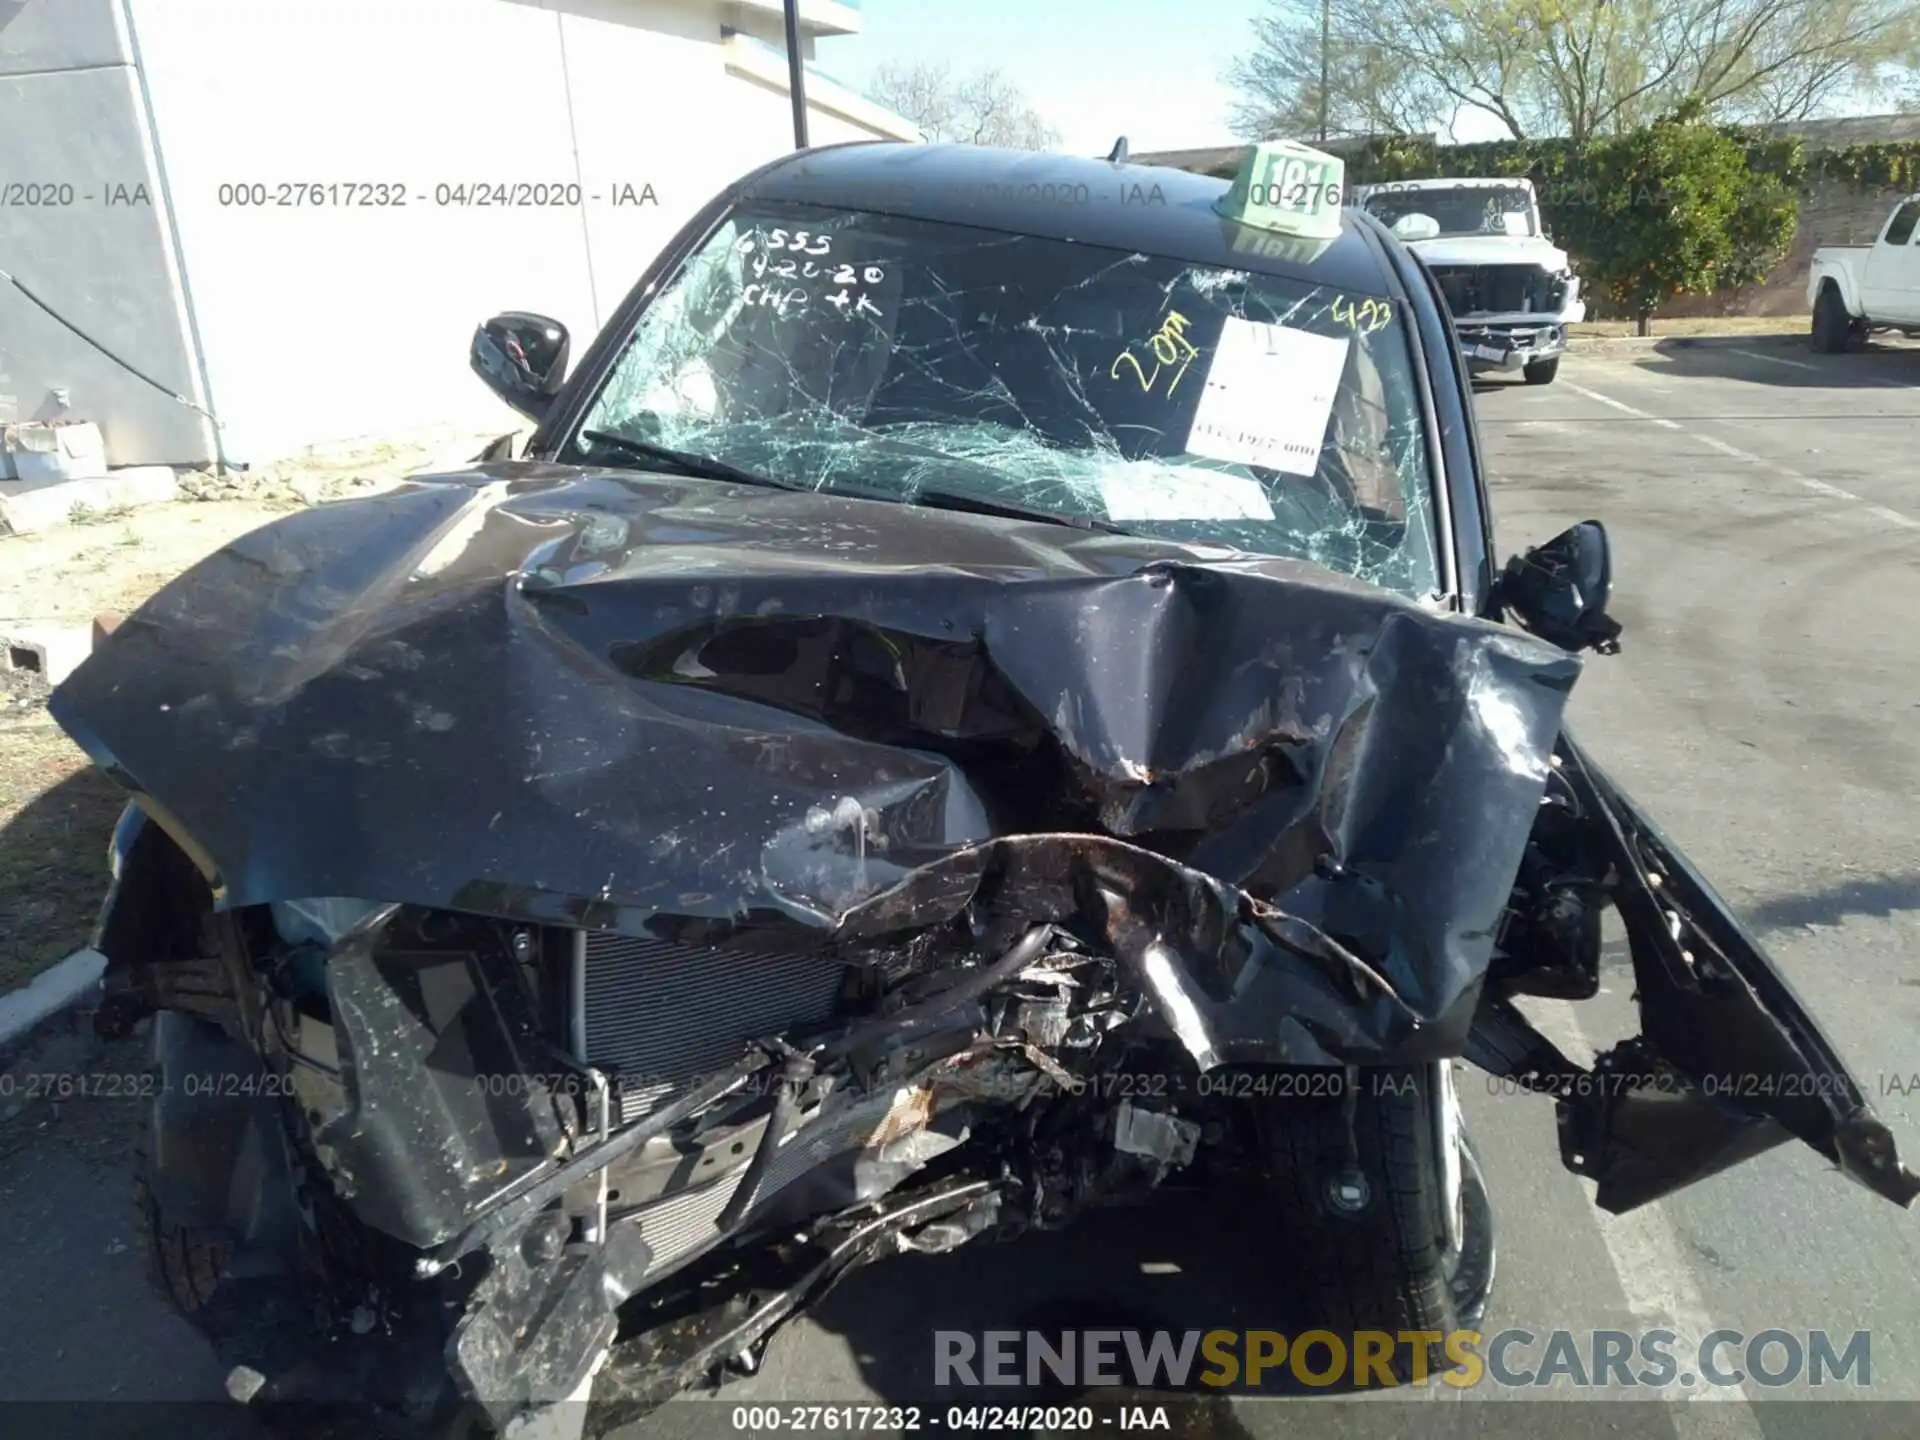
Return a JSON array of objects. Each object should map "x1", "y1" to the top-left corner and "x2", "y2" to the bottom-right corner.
[
  {"x1": 1430, "y1": 264, "x2": 1565, "y2": 317},
  {"x1": 616, "y1": 1080, "x2": 908, "y2": 1273},
  {"x1": 573, "y1": 930, "x2": 848, "y2": 1124}
]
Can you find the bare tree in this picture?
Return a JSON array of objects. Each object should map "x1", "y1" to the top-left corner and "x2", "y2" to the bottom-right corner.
[
  {"x1": 1225, "y1": 5, "x2": 1442, "y2": 139},
  {"x1": 869, "y1": 61, "x2": 1062, "y2": 150},
  {"x1": 1227, "y1": 0, "x2": 1920, "y2": 143}
]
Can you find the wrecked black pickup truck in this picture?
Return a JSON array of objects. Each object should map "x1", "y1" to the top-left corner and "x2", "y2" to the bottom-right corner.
[{"x1": 49, "y1": 140, "x2": 1915, "y2": 1439}]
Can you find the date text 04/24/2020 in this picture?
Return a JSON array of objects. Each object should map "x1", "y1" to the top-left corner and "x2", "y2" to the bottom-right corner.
[{"x1": 727, "y1": 1406, "x2": 1171, "y2": 1432}]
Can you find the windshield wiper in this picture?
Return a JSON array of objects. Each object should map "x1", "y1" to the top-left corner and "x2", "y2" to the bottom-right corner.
[
  {"x1": 581, "y1": 428, "x2": 1123, "y2": 533},
  {"x1": 895, "y1": 484, "x2": 1128, "y2": 534},
  {"x1": 577, "y1": 430, "x2": 802, "y2": 491}
]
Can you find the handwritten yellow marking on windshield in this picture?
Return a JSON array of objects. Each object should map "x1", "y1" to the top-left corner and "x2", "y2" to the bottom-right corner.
[
  {"x1": 1110, "y1": 311, "x2": 1201, "y2": 396},
  {"x1": 1331, "y1": 295, "x2": 1392, "y2": 335}
]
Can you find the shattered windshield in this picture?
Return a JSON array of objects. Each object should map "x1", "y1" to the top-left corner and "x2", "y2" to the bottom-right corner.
[
  {"x1": 1363, "y1": 186, "x2": 1538, "y2": 239},
  {"x1": 570, "y1": 205, "x2": 1440, "y2": 597}
]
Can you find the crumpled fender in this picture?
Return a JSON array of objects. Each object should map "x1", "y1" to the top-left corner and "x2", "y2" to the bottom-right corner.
[
  {"x1": 49, "y1": 468, "x2": 1580, "y2": 1065},
  {"x1": 1555, "y1": 735, "x2": 1920, "y2": 1210}
]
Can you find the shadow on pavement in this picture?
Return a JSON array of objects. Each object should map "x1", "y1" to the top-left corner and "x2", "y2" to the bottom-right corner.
[
  {"x1": 1742, "y1": 871, "x2": 1920, "y2": 934},
  {"x1": 797, "y1": 1183, "x2": 1415, "y2": 1404},
  {"x1": 1632, "y1": 334, "x2": 1920, "y2": 389}
]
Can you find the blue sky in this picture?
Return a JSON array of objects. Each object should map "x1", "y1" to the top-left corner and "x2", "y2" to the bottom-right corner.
[
  {"x1": 819, "y1": 1, "x2": 1508, "y2": 155},
  {"x1": 820, "y1": 0, "x2": 1263, "y2": 155}
]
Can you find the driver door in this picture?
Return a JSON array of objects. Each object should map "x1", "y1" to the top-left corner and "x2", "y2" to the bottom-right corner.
[{"x1": 1860, "y1": 199, "x2": 1920, "y2": 323}]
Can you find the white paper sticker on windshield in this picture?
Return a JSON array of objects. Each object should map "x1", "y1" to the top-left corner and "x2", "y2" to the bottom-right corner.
[
  {"x1": 1096, "y1": 464, "x2": 1275, "y2": 522},
  {"x1": 1182, "y1": 319, "x2": 1350, "y2": 477}
]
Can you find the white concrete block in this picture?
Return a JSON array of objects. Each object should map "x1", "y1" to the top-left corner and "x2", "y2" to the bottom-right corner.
[
  {"x1": 0, "y1": 465, "x2": 180, "y2": 534},
  {"x1": 102, "y1": 464, "x2": 183, "y2": 503},
  {"x1": 1, "y1": 621, "x2": 98, "y2": 687},
  {"x1": 3, "y1": 421, "x2": 109, "y2": 483}
]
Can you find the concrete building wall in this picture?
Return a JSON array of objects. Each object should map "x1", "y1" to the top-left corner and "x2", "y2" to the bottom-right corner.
[
  {"x1": 9, "y1": 0, "x2": 915, "y2": 469},
  {"x1": 125, "y1": 0, "x2": 603, "y2": 463},
  {"x1": 0, "y1": 0, "x2": 217, "y2": 466},
  {"x1": 725, "y1": 74, "x2": 899, "y2": 152},
  {"x1": 561, "y1": 0, "x2": 779, "y2": 346}
]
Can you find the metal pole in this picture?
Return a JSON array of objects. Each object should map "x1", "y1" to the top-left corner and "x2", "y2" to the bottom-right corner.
[
  {"x1": 785, "y1": 0, "x2": 810, "y2": 150},
  {"x1": 1318, "y1": 0, "x2": 1330, "y2": 142}
]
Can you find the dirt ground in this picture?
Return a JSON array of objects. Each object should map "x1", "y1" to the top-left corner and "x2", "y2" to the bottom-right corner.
[
  {"x1": 0, "y1": 499, "x2": 301, "y2": 625},
  {"x1": 0, "y1": 426, "x2": 511, "y2": 992},
  {"x1": 0, "y1": 685, "x2": 124, "y2": 992}
]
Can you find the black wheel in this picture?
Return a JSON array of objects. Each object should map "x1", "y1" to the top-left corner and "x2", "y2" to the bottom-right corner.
[
  {"x1": 1812, "y1": 285, "x2": 1855, "y2": 354},
  {"x1": 1522, "y1": 357, "x2": 1559, "y2": 385},
  {"x1": 133, "y1": 1135, "x2": 233, "y2": 1315},
  {"x1": 1258, "y1": 1063, "x2": 1493, "y2": 1380}
]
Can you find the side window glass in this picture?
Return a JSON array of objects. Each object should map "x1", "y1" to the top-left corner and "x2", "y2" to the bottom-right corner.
[{"x1": 1884, "y1": 202, "x2": 1920, "y2": 247}]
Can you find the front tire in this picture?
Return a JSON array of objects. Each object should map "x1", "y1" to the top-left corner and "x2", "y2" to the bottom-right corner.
[
  {"x1": 133, "y1": 1135, "x2": 233, "y2": 1315},
  {"x1": 1522, "y1": 357, "x2": 1559, "y2": 385},
  {"x1": 1258, "y1": 1064, "x2": 1493, "y2": 1379}
]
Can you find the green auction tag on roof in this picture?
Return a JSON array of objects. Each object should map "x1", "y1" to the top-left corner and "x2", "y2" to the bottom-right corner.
[
  {"x1": 1226, "y1": 226, "x2": 1338, "y2": 265},
  {"x1": 1216, "y1": 140, "x2": 1345, "y2": 240}
]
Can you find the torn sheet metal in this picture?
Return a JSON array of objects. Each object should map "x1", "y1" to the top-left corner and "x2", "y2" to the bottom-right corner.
[
  {"x1": 1552, "y1": 735, "x2": 1920, "y2": 1210},
  {"x1": 1113, "y1": 1101, "x2": 1200, "y2": 1169},
  {"x1": 50, "y1": 466, "x2": 1577, "y2": 1052}
]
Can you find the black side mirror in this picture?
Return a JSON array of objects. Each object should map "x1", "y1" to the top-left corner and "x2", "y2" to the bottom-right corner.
[
  {"x1": 1497, "y1": 519, "x2": 1622, "y2": 654},
  {"x1": 470, "y1": 312, "x2": 570, "y2": 422}
]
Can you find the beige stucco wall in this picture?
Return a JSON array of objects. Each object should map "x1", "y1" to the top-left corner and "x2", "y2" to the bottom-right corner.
[
  {"x1": 0, "y1": 0, "x2": 218, "y2": 466},
  {"x1": 2, "y1": 0, "x2": 917, "y2": 468}
]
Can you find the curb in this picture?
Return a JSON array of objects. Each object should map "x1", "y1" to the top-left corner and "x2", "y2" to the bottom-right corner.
[
  {"x1": 0, "y1": 946, "x2": 105, "y2": 1063},
  {"x1": 1564, "y1": 332, "x2": 1808, "y2": 354},
  {"x1": 1566, "y1": 337, "x2": 1660, "y2": 355},
  {"x1": 0, "y1": 465, "x2": 182, "y2": 536}
]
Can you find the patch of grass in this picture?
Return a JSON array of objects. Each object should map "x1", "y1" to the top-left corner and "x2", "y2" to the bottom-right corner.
[
  {"x1": 65, "y1": 502, "x2": 134, "y2": 527},
  {"x1": 0, "y1": 718, "x2": 124, "y2": 992}
]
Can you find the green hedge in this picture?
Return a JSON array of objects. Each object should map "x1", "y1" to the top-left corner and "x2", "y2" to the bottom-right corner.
[
  {"x1": 1204, "y1": 133, "x2": 1920, "y2": 196},
  {"x1": 1201, "y1": 128, "x2": 1918, "y2": 319},
  {"x1": 1802, "y1": 142, "x2": 1920, "y2": 191}
]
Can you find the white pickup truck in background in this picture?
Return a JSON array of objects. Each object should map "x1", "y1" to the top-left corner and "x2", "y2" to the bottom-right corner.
[
  {"x1": 1807, "y1": 195, "x2": 1920, "y2": 352},
  {"x1": 1354, "y1": 177, "x2": 1586, "y2": 386}
]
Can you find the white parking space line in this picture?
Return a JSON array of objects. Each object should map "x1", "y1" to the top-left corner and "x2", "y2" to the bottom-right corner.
[
  {"x1": 1526, "y1": 999, "x2": 1763, "y2": 1427},
  {"x1": 1563, "y1": 380, "x2": 1920, "y2": 532},
  {"x1": 1723, "y1": 348, "x2": 1820, "y2": 373},
  {"x1": 1562, "y1": 381, "x2": 1684, "y2": 431}
]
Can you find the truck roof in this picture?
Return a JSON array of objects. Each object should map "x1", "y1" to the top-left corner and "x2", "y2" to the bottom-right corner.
[{"x1": 741, "y1": 140, "x2": 1396, "y2": 296}]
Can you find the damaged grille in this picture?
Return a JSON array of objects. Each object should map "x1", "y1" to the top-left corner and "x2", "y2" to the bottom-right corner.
[
  {"x1": 1430, "y1": 264, "x2": 1566, "y2": 317},
  {"x1": 575, "y1": 931, "x2": 847, "y2": 1123},
  {"x1": 618, "y1": 1080, "x2": 915, "y2": 1270}
]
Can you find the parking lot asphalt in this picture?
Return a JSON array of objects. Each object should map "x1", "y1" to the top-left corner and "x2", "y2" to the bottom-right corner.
[{"x1": 0, "y1": 336, "x2": 1915, "y2": 1440}]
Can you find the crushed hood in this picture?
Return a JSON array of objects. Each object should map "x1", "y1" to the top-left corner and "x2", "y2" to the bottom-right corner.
[
  {"x1": 51, "y1": 464, "x2": 1579, "y2": 1029},
  {"x1": 1407, "y1": 234, "x2": 1574, "y2": 273}
]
